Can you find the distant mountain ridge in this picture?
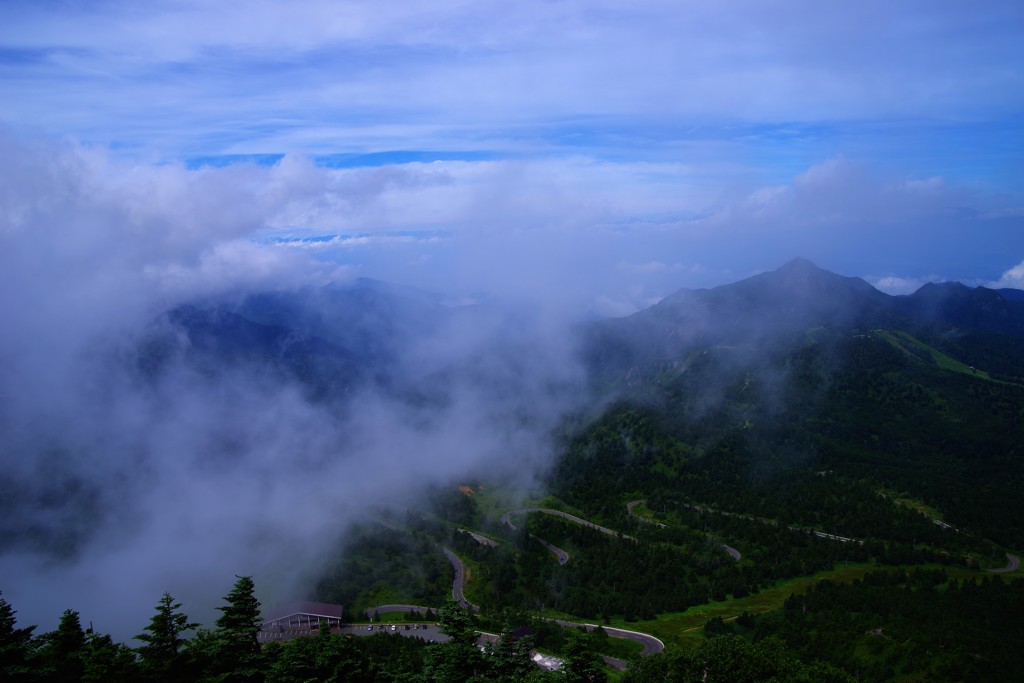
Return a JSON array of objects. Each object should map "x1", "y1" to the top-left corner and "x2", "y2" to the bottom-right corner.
[
  {"x1": 582, "y1": 258, "x2": 1024, "y2": 376},
  {"x1": 150, "y1": 258, "x2": 1024, "y2": 398},
  {"x1": 145, "y1": 278, "x2": 463, "y2": 398},
  {"x1": 145, "y1": 276, "x2": 556, "y2": 404},
  {"x1": 654, "y1": 257, "x2": 1024, "y2": 337},
  {"x1": 899, "y1": 280, "x2": 1024, "y2": 335},
  {"x1": 561, "y1": 259, "x2": 1024, "y2": 554}
]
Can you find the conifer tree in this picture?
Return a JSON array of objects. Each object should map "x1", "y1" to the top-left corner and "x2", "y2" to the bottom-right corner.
[
  {"x1": 212, "y1": 575, "x2": 264, "y2": 682},
  {"x1": 486, "y1": 623, "x2": 537, "y2": 681},
  {"x1": 0, "y1": 592, "x2": 36, "y2": 683},
  {"x1": 136, "y1": 592, "x2": 199, "y2": 681},
  {"x1": 81, "y1": 630, "x2": 140, "y2": 682},
  {"x1": 559, "y1": 630, "x2": 605, "y2": 683},
  {"x1": 39, "y1": 609, "x2": 87, "y2": 682},
  {"x1": 423, "y1": 598, "x2": 484, "y2": 682}
]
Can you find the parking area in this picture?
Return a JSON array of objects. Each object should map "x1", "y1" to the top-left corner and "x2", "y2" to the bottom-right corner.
[{"x1": 336, "y1": 623, "x2": 449, "y2": 643}]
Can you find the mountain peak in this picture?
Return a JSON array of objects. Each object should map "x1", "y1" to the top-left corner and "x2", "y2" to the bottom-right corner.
[
  {"x1": 745, "y1": 258, "x2": 879, "y2": 300},
  {"x1": 777, "y1": 257, "x2": 823, "y2": 273},
  {"x1": 904, "y1": 280, "x2": 1024, "y2": 334}
]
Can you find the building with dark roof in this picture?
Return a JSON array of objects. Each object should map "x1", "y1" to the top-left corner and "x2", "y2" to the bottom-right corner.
[{"x1": 258, "y1": 601, "x2": 344, "y2": 642}]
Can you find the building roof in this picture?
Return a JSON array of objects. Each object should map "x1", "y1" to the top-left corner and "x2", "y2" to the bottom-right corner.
[{"x1": 260, "y1": 601, "x2": 344, "y2": 624}]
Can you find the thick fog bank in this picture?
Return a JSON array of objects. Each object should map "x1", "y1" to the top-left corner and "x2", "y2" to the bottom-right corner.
[{"x1": 0, "y1": 137, "x2": 588, "y2": 638}]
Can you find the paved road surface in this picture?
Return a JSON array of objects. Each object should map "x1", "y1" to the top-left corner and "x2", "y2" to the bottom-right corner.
[
  {"x1": 535, "y1": 536, "x2": 570, "y2": 565},
  {"x1": 364, "y1": 513, "x2": 483, "y2": 612},
  {"x1": 625, "y1": 500, "x2": 666, "y2": 528},
  {"x1": 442, "y1": 547, "x2": 480, "y2": 611},
  {"x1": 721, "y1": 544, "x2": 742, "y2": 561},
  {"x1": 501, "y1": 511, "x2": 572, "y2": 564},
  {"x1": 990, "y1": 553, "x2": 1020, "y2": 573},
  {"x1": 626, "y1": 500, "x2": 742, "y2": 561},
  {"x1": 684, "y1": 502, "x2": 865, "y2": 546},
  {"x1": 551, "y1": 619, "x2": 665, "y2": 656},
  {"x1": 459, "y1": 528, "x2": 498, "y2": 547},
  {"x1": 602, "y1": 655, "x2": 628, "y2": 671},
  {"x1": 504, "y1": 508, "x2": 636, "y2": 540},
  {"x1": 343, "y1": 511, "x2": 665, "y2": 669}
]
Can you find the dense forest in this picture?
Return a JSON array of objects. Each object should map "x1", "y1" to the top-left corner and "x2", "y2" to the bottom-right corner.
[
  {"x1": 0, "y1": 576, "x2": 636, "y2": 683},
  {"x1": 5, "y1": 262, "x2": 1024, "y2": 681},
  {"x1": 7, "y1": 568, "x2": 1020, "y2": 681},
  {"x1": 625, "y1": 568, "x2": 1024, "y2": 682}
]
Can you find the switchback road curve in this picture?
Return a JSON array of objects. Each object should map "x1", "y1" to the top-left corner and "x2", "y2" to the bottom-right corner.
[
  {"x1": 550, "y1": 619, "x2": 665, "y2": 656},
  {"x1": 442, "y1": 547, "x2": 480, "y2": 611},
  {"x1": 503, "y1": 507, "x2": 636, "y2": 540},
  {"x1": 364, "y1": 513, "x2": 482, "y2": 612},
  {"x1": 501, "y1": 507, "x2": 639, "y2": 564},
  {"x1": 626, "y1": 499, "x2": 743, "y2": 561},
  {"x1": 501, "y1": 510, "x2": 572, "y2": 564},
  {"x1": 990, "y1": 553, "x2": 1020, "y2": 573},
  {"x1": 682, "y1": 502, "x2": 865, "y2": 545}
]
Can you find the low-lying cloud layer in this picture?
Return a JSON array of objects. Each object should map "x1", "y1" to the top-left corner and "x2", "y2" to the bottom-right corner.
[
  {"x1": 2, "y1": 0, "x2": 1022, "y2": 643},
  {"x1": 0, "y1": 136, "x2": 591, "y2": 637},
  {"x1": 1, "y1": 128, "x2": 1022, "y2": 638}
]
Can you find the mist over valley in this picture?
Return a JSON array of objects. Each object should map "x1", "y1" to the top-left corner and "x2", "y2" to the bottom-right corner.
[
  {"x1": 2, "y1": 154, "x2": 1023, "y2": 677},
  {"x1": 4, "y1": 239, "x2": 1023, "y2": 647},
  {"x1": 2, "y1": 3, "x2": 1023, "y2": 679}
]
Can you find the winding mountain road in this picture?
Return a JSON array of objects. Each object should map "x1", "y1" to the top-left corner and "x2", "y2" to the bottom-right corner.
[
  {"x1": 358, "y1": 510, "x2": 664, "y2": 668},
  {"x1": 364, "y1": 514, "x2": 481, "y2": 612},
  {"x1": 500, "y1": 510, "x2": 573, "y2": 564},
  {"x1": 625, "y1": 499, "x2": 666, "y2": 528},
  {"x1": 459, "y1": 528, "x2": 498, "y2": 547},
  {"x1": 721, "y1": 544, "x2": 742, "y2": 561},
  {"x1": 550, "y1": 619, "x2": 665, "y2": 656},
  {"x1": 503, "y1": 507, "x2": 636, "y2": 540},
  {"x1": 990, "y1": 553, "x2": 1020, "y2": 573},
  {"x1": 683, "y1": 502, "x2": 865, "y2": 546},
  {"x1": 442, "y1": 547, "x2": 480, "y2": 611},
  {"x1": 626, "y1": 499, "x2": 743, "y2": 561},
  {"x1": 535, "y1": 536, "x2": 571, "y2": 565}
]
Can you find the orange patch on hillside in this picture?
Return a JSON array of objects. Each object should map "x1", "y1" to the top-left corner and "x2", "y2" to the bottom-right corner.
[{"x1": 458, "y1": 485, "x2": 474, "y2": 497}]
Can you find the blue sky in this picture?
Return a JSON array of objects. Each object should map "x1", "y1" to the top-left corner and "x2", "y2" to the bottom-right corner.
[{"x1": 2, "y1": 0, "x2": 1023, "y2": 312}]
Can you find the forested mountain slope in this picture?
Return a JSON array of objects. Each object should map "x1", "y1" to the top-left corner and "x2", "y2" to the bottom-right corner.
[
  {"x1": 4, "y1": 260, "x2": 1023, "y2": 682},
  {"x1": 565, "y1": 259, "x2": 1024, "y2": 551}
]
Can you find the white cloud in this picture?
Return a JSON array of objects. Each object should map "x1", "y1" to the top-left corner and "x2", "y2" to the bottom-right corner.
[
  {"x1": 700, "y1": 157, "x2": 974, "y2": 234},
  {"x1": 1, "y1": 124, "x2": 1022, "y2": 637},
  {"x1": 2, "y1": 0, "x2": 1023, "y2": 639},
  {"x1": 0, "y1": 134, "x2": 596, "y2": 637},
  {"x1": 4, "y1": 134, "x2": 1014, "y2": 322},
  {"x1": 867, "y1": 275, "x2": 940, "y2": 295},
  {"x1": 145, "y1": 239, "x2": 351, "y2": 297},
  {"x1": 2, "y1": 1, "x2": 1021, "y2": 157},
  {"x1": 988, "y1": 261, "x2": 1024, "y2": 290}
]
